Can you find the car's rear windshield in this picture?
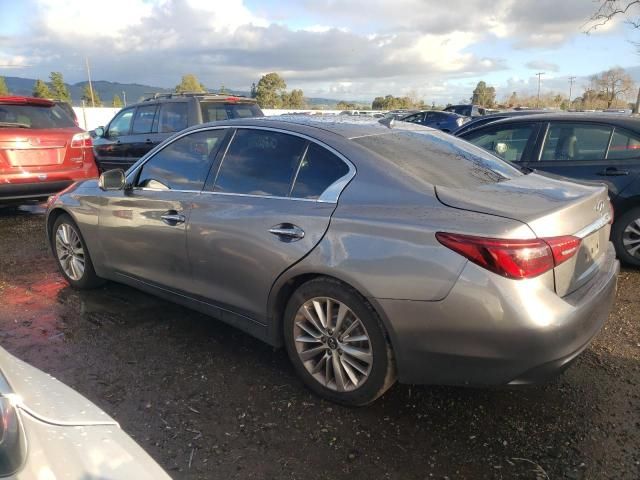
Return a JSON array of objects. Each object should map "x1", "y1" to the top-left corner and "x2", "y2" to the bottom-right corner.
[
  {"x1": 353, "y1": 130, "x2": 522, "y2": 188},
  {"x1": 200, "y1": 102, "x2": 263, "y2": 122},
  {"x1": 0, "y1": 104, "x2": 76, "y2": 129}
]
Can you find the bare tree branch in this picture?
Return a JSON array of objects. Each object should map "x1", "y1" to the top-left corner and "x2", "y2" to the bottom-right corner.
[{"x1": 584, "y1": 0, "x2": 640, "y2": 33}]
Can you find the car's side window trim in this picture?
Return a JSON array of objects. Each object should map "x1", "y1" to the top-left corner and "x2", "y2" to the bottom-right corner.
[{"x1": 288, "y1": 142, "x2": 310, "y2": 197}]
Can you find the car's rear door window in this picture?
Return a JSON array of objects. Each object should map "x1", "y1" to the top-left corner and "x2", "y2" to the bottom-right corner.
[
  {"x1": 464, "y1": 124, "x2": 535, "y2": 162},
  {"x1": 136, "y1": 129, "x2": 227, "y2": 191},
  {"x1": 541, "y1": 123, "x2": 612, "y2": 161},
  {"x1": 213, "y1": 129, "x2": 307, "y2": 197},
  {"x1": 158, "y1": 102, "x2": 188, "y2": 133},
  {"x1": 131, "y1": 105, "x2": 158, "y2": 135},
  {"x1": 607, "y1": 129, "x2": 640, "y2": 160},
  {"x1": 354, "y1": 130, "x2": 521, "y2": 188},
  {"x1": 291, "y1": 143, "x2": 350, "y2": 199}
]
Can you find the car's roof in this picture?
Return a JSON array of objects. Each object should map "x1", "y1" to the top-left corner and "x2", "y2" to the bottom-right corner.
[
  {"x1": 472, "y1": 112, "x2": 640, "y2": 130},
  {"x1": 185, "y1": 115, "x2": 432, "y2": 140}
]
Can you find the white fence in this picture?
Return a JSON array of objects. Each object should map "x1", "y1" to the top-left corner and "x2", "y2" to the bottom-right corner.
[{"x1": 72, "y1": 107, "x2": 346, "y2": 131}]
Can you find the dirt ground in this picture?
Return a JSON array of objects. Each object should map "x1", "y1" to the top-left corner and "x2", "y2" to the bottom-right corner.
[{"x1": 0, "y1": 204, "x2": 638, "y2": 480}]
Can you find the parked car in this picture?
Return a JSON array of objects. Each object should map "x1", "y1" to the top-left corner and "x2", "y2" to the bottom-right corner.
[
  {"x1": 0, "y1": 346, "x2": 169, "y2": 478},
  {"x1": 400, "y1": 110, "x2": 469, "y2": 132},
  {"x1": 457, "y1": 113, "x2": 640, "y2": 266},
  {"x1": 453, "y1": 109, "x2": 549, "y2": 135},
  {"x1": 384, "y1": 109, "x2": 419, "y2": 120},
  {"x1": 46, "y1": 117, "x2": 618, "y2": 406},
  {"x1": 92, "y1": 92, "x2": 264, "y2": 172},
  {"x1": 443, "y1": 104, "x2": 486, "y2": 117},
  {"x1": 0, "y1": 96, "x2": 98, "y2": 204}
]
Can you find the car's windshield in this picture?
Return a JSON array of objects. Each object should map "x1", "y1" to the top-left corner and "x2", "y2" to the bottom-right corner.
[
  {"x1": 200, "y1": 102, "x2": 263, "y2": 122},
  {"x1": 354, "y1": 129, "x2": 522, "y2": 189},
  {"x1": 0, "y1": 104, "x2": 76, "y2": 129}
]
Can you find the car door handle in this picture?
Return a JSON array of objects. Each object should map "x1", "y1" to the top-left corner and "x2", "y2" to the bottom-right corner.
[
  {"x1": 269, "y1": 224, "x2": 305, "y2": 241},
  {"x1": 145, "y1": 139, "x2": 154, "y2": 145},
  {"x1": 161, "y1": 211, "x2": 186, "y2": 225},
  {"x1": 598, "y1": 167, "x2": 629, "y2": 176}
]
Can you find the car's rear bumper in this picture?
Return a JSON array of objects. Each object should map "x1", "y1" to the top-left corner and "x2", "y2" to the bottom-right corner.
[
  {"x1": 0, "y1": 180, "x2": 75, "y2": 201},
  {"x1": 376, "y1": 242, "x2": 619, "y2": 385},
  {"x1": 0, "y1": 166, "x2": 97, "y2": 202}
]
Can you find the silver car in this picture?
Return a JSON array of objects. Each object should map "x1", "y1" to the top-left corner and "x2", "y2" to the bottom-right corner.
[
  {"x1": 0, "y1": 347, "x2": 169, "y2": 478},
  {"x1": 45, "y1": 117, "x2": 619, "y2": 406}
]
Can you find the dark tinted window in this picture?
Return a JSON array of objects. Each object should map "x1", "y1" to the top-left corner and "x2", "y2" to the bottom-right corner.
[
  {"x1": 131, "y1": 105, "x2": 157, "y2": 134},
  {"x1": 214, "y1": 129, "x2": 306, "y2": 196},
  {"x1": 402, "y1": 113, "x2": 424, "y2": 124},
  {"x1": 464, "y1": 124, "x2": 535, "y2": 162},
  {"x1": 607, "y1": 129, "x2": 640, "y2": 159},
  {"x1": 292, "y1": 143, "x2": 350, "y2": 199},
  {"x1": 200, "y1": 102, "x2": 263, "y2": 122},
  {"x1": 158, "y1": 102, "x2": 188, "y2": 133},
  {"x1": 541, "y1": 123, "x2": 612, "y2": 161},
  {"x1": 136, "y1": 129, "x2": 226, "y2": 190},
  {"x1": 108, "y1": 108, "x2": 134, "y2": 137},
  {"x1": 0, "y1": 104, "x2": 75, "y2": 129},
  {"x1": 354, "y1": 130, "x2": 521, "y2": 188}
]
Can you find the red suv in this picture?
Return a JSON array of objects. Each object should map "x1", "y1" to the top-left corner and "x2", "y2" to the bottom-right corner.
[{"x1": 0, "y1": 96, "x2": 98, "y2": 204}]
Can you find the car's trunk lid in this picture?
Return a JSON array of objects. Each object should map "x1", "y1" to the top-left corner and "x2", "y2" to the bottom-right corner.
[{"x1": 436, "y1": 172, "x2": 612, "y2": 296}]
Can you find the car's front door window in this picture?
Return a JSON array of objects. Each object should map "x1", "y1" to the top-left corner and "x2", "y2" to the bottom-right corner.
[
  {"x1": 136, "y1": 129, "x2": 227, "y2": 191},
  {"x1": 541, "y1": 123, "x2": 612, "y2": 161},
  {"x1": 107, "y1": 109, "x2": 134, "y2": 137},
  {"x1": 464, "y1": 124, "x2": 535, "y2": 162}
]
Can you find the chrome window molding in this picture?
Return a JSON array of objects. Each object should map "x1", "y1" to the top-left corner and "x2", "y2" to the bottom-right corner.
[{"x1": 126, "y1": 124, "x2": 356, "y2": 204}]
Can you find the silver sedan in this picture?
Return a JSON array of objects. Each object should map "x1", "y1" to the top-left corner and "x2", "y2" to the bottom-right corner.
[{"x1": 46, "y1": 117, "x2": 619, "y2": 405}]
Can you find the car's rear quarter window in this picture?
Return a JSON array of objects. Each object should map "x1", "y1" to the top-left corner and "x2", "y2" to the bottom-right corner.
[{"x1": 353, "y1": 130, "x2": 522, "y2": 188}]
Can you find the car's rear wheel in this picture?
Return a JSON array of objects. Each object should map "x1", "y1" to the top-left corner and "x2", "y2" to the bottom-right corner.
[
  {"x1": 283, "y1": 278, "x2": 396, "y2": 406},
  {"x1": 52, "y1": 214, "x2": 104, "y2": 289},
  {"x1": 612, "y1": 207, "x2": 640, "y2": 267}
]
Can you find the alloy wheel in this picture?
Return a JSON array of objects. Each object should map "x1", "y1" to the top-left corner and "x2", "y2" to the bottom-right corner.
[
  {"x1": 293, "y1": 297, "x2": 373, "y2": 392},
  {"x1": 55, "y1": 223, "x2": 85, "y2": 281},
  {"x1": 623, "y1": 217, "x2": 640, "y2": 259}
]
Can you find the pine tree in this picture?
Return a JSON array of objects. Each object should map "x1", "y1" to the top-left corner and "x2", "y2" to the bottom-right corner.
[
  {"x1": 81, "y1": 84, "x2": 101, "y2": 106},
  {"x1": 112, "y1": 94, "x2": 123, "y2": 107},
  {"x1": 33, "y1": 79, "x2": 52, "y2": 98},
  {"x1": 49, "y1": 72, "x2": 71, "y2": 102},
  {"x1": 175, "y1": 74, "x2": 206, "y2": 93}
]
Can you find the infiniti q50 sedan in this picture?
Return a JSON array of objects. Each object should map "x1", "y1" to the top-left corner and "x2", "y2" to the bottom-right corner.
[{"x1": 45, "y1": 117, "x2": 619, "y2": 406}]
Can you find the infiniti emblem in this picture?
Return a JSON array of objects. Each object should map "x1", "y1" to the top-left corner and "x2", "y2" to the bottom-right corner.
[{"x1": 595, "y1": 200, "x2": 605, "y2": 213}]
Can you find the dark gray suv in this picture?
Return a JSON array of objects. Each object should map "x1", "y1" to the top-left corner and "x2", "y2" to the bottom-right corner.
[{"x1": 92, "y1": 93, "x2": 263, "y2": 172}]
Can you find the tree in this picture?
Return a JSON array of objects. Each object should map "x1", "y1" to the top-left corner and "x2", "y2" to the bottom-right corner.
[
  {"x1": 471, "y1": 81, "x2": 496, "y2": 108},
  {"x1": 112, "y1": 94, "x2": 123, "y2": 107},
  {"x1": 32, "y1": 79, "x2": 52, "y2": 98},
  {"x1": 250, "y1": 82, "x2": 257, "y2": 98},
  {"x1": 371, "y1": 94, "x2": 416, "y2": 110},
  {"x1": 255, "y1": 73, "x2": 287, "y2": 108},
  {"x1": 219, "y1": 85, "x2": 228, "y2": 94},
  {"x1": 336, "y1": 101, "x2": 358, "y2": 109},
  {"x1": 507, "y1": 91, "x2": 518, "y2": 107},
  {"x1": 0, "y1": 77, "x2": 8, "y2": 95},
  {"x1": 587, "y1": 1, "x2": 640, "y2": 31},
  {"x1": 590, "y1": 67, "x2": 636, "y2": 107},
  {"x1": 175, "y1": 74, "x2": 206, "y2": 93},
  {"x1": 81, "y1": 84, "x2": 101, "y2": 106},
  {"x1": 49, "y1": 72, "x2": 71, "y2": 102},
  {"x1": 282, "y1": 89, "x2": 305, "y2": 108}
]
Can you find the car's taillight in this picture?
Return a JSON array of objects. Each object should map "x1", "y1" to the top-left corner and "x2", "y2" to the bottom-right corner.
[
  {"x1": 436, "y1": 232, "x2": 581, "y2": 280},
  {"x1": 70, "y1": 132, "x2": 93, "y2": 148}
]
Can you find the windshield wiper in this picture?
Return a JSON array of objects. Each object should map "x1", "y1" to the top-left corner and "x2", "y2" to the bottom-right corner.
[{"x1": 0, "y1": 122, "x2": 30, "y2": 129}]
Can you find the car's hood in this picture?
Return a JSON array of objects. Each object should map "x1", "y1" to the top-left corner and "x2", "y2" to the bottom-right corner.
[{"x1": 0, "y1": 346, "x2": 116, "y2": 426}]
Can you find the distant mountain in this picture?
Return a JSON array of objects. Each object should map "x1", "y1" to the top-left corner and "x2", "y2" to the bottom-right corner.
[{"x1": 1, "y1": 76, "x2": 354, "y2": 108}]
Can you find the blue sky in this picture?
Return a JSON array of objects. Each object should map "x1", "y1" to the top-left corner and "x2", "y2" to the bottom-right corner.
[{"x1": 0, "y1": 0, "x2": 638, "y2": 103}]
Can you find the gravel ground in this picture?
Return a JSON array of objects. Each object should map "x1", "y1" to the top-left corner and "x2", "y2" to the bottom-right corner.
[{"x1": 0, "y1": 204, "x2": 638, "y2": 480}]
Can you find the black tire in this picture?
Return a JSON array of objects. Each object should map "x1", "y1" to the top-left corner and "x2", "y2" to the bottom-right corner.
[
  {"x1": 283, "y1": 277, "x2": 396, "y2": 406},
  {"x1": 51, "y1": 214, "x2": 105, "y2": 289},
  {"x1": 612, "y1": 207, "x2": 640, "y2": 267}
]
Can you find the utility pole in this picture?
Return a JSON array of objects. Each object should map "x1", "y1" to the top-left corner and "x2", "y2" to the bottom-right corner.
[
  {"x1": 568, "y1": 76, "x2": 576, "y2": 105},
  {"x1": 122, "y1": 90, "x2": 127, "y2": 107},
  {"x1": 535, "y1": 72, "x2": 545, "y2": 108},
  {"x1": 85, "y1": 57, "x2": 95, "y2": 107},
  {"x1": 634, "y1": 87, "x2": 640, "y2": 115}
]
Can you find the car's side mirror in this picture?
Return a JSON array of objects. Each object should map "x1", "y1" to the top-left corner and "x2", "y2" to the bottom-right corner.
[
  {"x1": 93, "y1": 126, "x2": 105, "y2": 138},
  {"x1": 98, "y1": 169, "x2": 126, "y2": 191}
]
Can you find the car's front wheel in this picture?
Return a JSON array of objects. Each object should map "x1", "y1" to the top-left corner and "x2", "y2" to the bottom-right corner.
[
  {"x1": 612, "y1": 207, "x2": 640, "y2": 267},
  {"x1": 283, "y1": 278, "x2": 396, "y2": 406},
  {"x1": 52, "y1": 214, "x2": 104, "y2": 289}
]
